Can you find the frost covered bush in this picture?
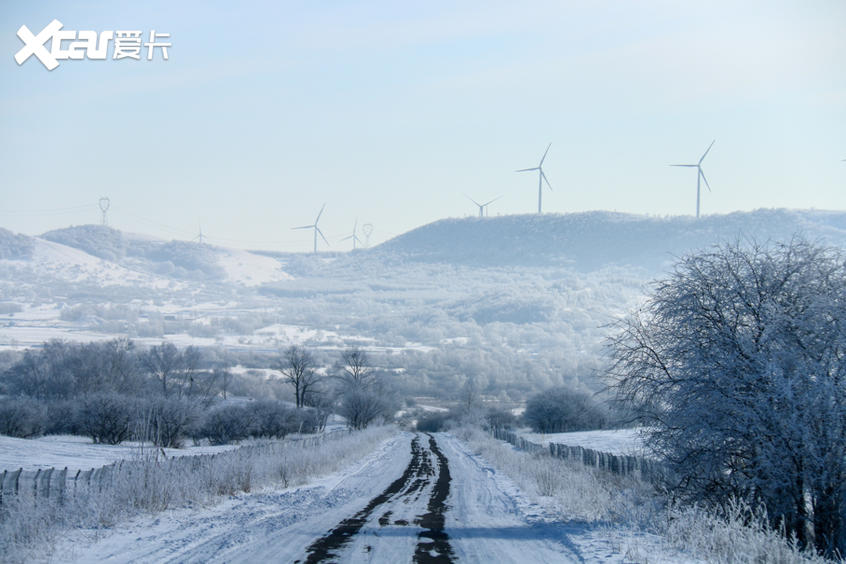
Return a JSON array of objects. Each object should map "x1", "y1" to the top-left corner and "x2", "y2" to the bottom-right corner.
[
  {"x1": 43, "y1": 399, "x2": 80, "y2": 435},
  {"x1": 0, "y1": 397, "x2": 46, "y2": 438},
  {"x1": 201, "y1": 403, "x2": 254, "y2": 445},
  {"x1": 198, "y1": 401, "x2": 317, "y2": 444},
  {"x1": 523, "y1": 386, "x2": 608, "y2": 433},
  {"x1": 77, "y1": 393, "x2": 135, "y2": 445},
  {"x1": 609, "y1": 239, "x2": 846, "y2": 556},
  {"x1": 138, "y1": 397, "x2": 198, "y2": 448},
  {"x1": 664, "y1": 499, "x2": 827, "y2": 564},
  {"x1": 483, "y1": 407, "x2": 517, "y2": 430},
  {"x1": 338, "y1": 389, "x2": 393, "y2": 430}
]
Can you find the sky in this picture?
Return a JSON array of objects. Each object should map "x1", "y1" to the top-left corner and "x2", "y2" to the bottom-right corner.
[{"x1": 1, "y1": 1, "x2": 845, "y2": 252}]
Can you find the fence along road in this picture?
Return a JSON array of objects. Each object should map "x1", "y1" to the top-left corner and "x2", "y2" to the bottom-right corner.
[
  {"x1": 491, "y1": 427, "x2": 666, "y2": 484},
  {"x1": 0, "y1": 431, "x2": 337, "y2": 505}
]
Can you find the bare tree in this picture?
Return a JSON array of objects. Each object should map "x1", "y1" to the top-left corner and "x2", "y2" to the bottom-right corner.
[
  {"x1": 337, "y1": 347, "x2": 375, "y2": 390},
  {"x1": 214, "y1": 367, "x2": 233, "y2": 400},
  {"x1": 180, "y1": 346, "x2": 201, "y2": 398},
  {"x1": 102, "y1": 338, "x2": 142, "y2": 395},
  {"x1": 334, "y1": 347, "x2": 394, "y2": 429},
  {"x1": 608, "y1": 239, "x2": 846, "y2": 556},
  {"x1": 279, "y1": 346, "x2": 321, "y2": 408},
  {"x1": 143, "y1": 342, "x2": 182, "y2": 397}
]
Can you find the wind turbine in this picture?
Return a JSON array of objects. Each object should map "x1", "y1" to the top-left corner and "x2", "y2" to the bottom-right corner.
[
  {"x1": 465, "y1": 194, "x2": 502, "y2": 217},
  {"x1": 671, "y1": 140, "x2": 715, "y2": 219},
  {"x1": 341, "y1": 218, "x2": 363, "y2": 250},
  {"x1": 292, "y1": 204, "x2": 329, "y2": 253},
  {"x1": 516, "y1": 143, "x2": 552, "y2": 214}
]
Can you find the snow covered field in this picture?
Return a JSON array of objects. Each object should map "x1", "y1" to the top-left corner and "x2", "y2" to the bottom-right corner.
[
  {"x1": 518, "y1": 428, "x2": 646, "y2": 456},
  {"x1": 0, "y1": 434, "x2": 240, "y2": 472}
]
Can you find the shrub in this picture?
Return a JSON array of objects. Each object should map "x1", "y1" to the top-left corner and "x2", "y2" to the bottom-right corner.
[
  {"x1": 0, "y1": 397, "x2": 46, "y2": 438},
  {"x1": 43, "y1": 399, "x2": 81, "y2": 435},
  {"x1": 139, "y1": 397, "x2": 198, "y2": 448},
  {"x1": 523, "y1": 386, "x2": 607, "y2": 433},
  {"x1": 251, "y1": 401, "x2": 299, "y2": 438},
  {"x1": 201, "y1": 404, "x2": 254, "y2": 445},
  {"x1": 484, "y1": 407, "x2": 517, "y2": 430},
  {"x1": 77, "y1": 393, "x2": 135, "y2": 445}
]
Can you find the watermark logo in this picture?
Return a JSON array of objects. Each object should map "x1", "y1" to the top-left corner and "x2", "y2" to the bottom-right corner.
[{"x1": 15, "y1": 19, "x2": 171, "y2": 70}]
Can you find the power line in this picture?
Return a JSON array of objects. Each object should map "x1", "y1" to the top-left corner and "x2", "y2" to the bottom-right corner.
[{"x1": 0, "y1": 203, "x2": 97, "y2": 216}]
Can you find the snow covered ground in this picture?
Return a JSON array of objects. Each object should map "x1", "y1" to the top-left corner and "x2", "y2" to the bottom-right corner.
[
  {"x1": 519, "y1": 428, "x2": 646, "y2": 456},
  {"x1": 215, "y1": 247, "x2": 292, "y2": 286},
  {"x1": 0, "y1": 434, "x2": 240, "y2": 472},
  {"x1": 50, "y1": 431, "x2": 688, "y2": 563}
]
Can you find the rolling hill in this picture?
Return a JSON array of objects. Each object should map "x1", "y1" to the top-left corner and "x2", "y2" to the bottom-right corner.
[{"x1": 372, "y1": 209, "x2": 846, "y2": 271}]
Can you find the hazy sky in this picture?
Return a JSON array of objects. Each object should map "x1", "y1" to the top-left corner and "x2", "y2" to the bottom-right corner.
[{"x1": 2, "y1": 1, "x2": 845, "y2": 252}]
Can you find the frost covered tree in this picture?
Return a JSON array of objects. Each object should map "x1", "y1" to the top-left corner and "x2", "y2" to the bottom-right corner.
[
  {"x1": 279, "y1": 346, "x2": 321, "y2": 408},
  {"x1": 334, "y1": 348, "x2": 392, "y2": 429},
  {"x1": 608, "y1": 239, "x2": 846, "y2": 555},
  {"x1": 336, "y1": 347, "x2": 376, "y2": 390},
  {"x1": 143, "y1": 343, "x2": 201, "y2": 398},
  {"x1": 143, "y1": 342, "x2": 183, "y2": 397}
]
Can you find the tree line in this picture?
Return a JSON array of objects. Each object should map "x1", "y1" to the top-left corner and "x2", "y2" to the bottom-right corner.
[{"x1": 0, "y1": 339, "x2": 395, "y2": 448}]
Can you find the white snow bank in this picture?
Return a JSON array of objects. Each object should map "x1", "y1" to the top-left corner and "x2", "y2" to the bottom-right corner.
[{"x1": 0, "y1": 434, "x2": 239, "y2": 472}]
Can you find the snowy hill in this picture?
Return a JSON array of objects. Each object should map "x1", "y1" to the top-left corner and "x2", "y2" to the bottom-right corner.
[
  {"x1": 374, "y1": 209, "x2": 846, "y2": 271},
  {"x1": 41, "y1": 225, "x2": 291, "y2": 286},
  {"x1": 4, "y1": 209, "x2": 845, "y2": 397}
]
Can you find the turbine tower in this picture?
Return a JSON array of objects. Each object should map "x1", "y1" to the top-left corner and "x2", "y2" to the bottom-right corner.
[
  {"x1": 465, "y1": 195, "x2": 501, "y2": 217},
  {"x1": 292, "y1": 204, "x2": 328, "y2": 253},
  {"x1": 341, "y1": 219, "x2": 363, "y2": 250},
  {"x1": 98, "y1": 197, "x2": 110, "y2": 226},
  {"x1": 671, "y1": 140, "x2": 715, "y2": 219},
  {"x1": 194, "y1": 222, "x2": 204, "y2": 244},
  {"x1": 516, "y1": 143, "x2": 552, "y2": 214},
  {"x1": 361, "y1": 223, "x2": 374, "y2": 248}
]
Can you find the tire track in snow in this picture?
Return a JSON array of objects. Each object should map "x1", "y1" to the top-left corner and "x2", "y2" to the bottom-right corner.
[
  {"x1": 413, "y1": 433, "x2": 455, "y2": 563},
  {"x1": 299, "y1": 433, "x2": 455, "y2": 563},
  {"x1": 299, "y1": 435, "x2": 426, "y2": 562}
]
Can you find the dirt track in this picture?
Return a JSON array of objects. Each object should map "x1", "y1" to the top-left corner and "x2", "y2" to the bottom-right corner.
[{"x1": 300, "y1": 433, "x2": 454, "y2": 563}]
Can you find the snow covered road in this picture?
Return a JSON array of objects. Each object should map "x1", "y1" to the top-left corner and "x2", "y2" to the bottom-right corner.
[{"x1": 59, "y1": 432, "x2": 637, "y2": 563}]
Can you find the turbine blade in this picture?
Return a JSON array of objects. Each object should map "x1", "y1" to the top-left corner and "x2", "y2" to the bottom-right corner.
[
  {"x1": 315, "y1": 203, "x2": 326, "y2": 224},
  {"x1": 465, "y1": 194, "x2": 482, "y2": 206},
  {"x1": 698, "y1": 140, "x2": 716, "y2": 164},
  {"x1": 670, "y1": 164, "x2": 697, "y2": 167},
  {"x1": 539, "y1": 142, "x2": 552, "y2": 166},
  {"x1": 292, "y1": 225, "x2": 314, "y2": 230},
  {"x1": 317, "y1": 228, "x2": 329, "y2": 246},
  {"x1": 541, "y1": 170, "x2": 552, "y2": 191},
  {"x1": 516, "y1": 167, "x2": 539, "y2": 173},
  {"x1": 482, "y1": 196, "x2": 502, "y2": 206},
  {"x1": 700, "y1": 168, "x2": 712, "y2": 192},
  {"x1": 340, "y1": 235, "x2": 353, "y2": 241}
]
